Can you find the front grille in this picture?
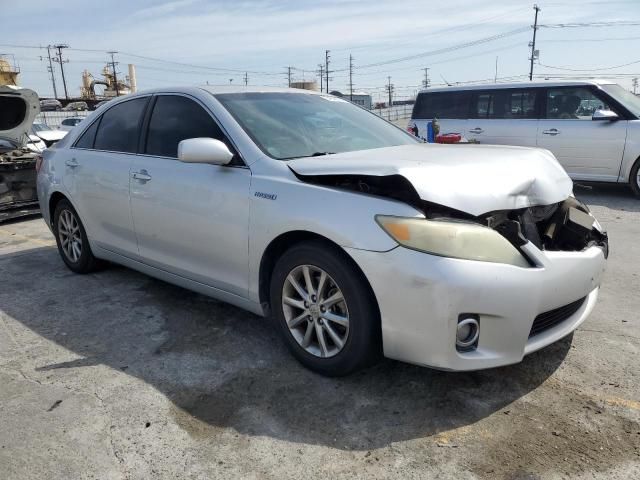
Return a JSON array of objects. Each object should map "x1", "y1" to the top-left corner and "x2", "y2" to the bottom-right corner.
[{"x1": 529, "y1": 297, "x2": 586, "y2": 338}]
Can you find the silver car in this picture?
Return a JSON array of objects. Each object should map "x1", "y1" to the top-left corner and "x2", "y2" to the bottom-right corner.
[{"x1": 36, "y1": 86, "x2": 608, "y2": 376}]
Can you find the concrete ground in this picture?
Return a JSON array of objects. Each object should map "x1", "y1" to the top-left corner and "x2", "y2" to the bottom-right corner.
[{"x1": 0, "y1": 184, "x2": 639, "y2": 480}]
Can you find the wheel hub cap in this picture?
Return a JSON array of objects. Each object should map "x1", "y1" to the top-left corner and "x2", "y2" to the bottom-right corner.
[
  {"x1": 58, "y1": 209, "x2": 82, "y2": 263},
  {"x1": 282, "y1": 264, "x2": 350, "y2": 358}
]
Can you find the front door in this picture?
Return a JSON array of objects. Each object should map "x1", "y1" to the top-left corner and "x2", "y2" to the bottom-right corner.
[
  {"x1": 129, "y1": 94, "x2": 251, "y2": 297},
  {"x1": 536, "y1": 86, "x2": 628, "y2": 181}
]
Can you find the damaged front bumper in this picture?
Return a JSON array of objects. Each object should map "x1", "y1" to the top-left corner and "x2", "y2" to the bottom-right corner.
[
  {"x1": 344, "y1": 239, "x2": 606, "y2": 371},
  {"x1": 0, "y1": 150, "x2": 40, "y2": 222}
]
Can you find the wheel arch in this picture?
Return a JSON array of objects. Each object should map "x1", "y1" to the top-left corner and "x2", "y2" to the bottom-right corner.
[
  {"x1": 258, "y1": 230, "x2": 380, "y2": 320},
  {"x1": 48, "y1": 191, "x2": 70, "y2": 226}
]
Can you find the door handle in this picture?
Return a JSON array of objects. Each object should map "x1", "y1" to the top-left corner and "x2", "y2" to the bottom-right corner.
[
  {"x1": 469, "y1": 128, "x2": 484, "y2": 134},
  {"x1": 131, "y1": 170, "x2": 152, "y2": 182},
  {"x1": 65, "y1": 158, "x2": 79, "y2": 168},
  {"x1": 542, "y1": 128, "x2": 560, "y2": 136}
]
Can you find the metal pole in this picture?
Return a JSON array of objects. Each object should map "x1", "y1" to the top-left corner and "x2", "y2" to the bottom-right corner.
[
  {"x1": 423, "y1": 68, "x2": 429, "y2": 89},
  {"x1": 529, "y1": 5, "x2": 541, "y2": 81},
  {"x1": 325, "y1": 50, "x2": 330, "y2": 93},
  {"x1": 495, "y1": 56, "x2": 499, "y2": 82},
  {"x1": 349, "y1": 54, "x2": 354, "y2": 101},
  {"x1": 318, "y1": 64, "x2": 324, "y2": 93},
  {"x1": 287, "y1": 66, "x2": 292, "y2": 87},
  {"x1": 54, "y1": 44, "x2": 69, "y2": 99},
  {"x1": 244, "y1": 72, "x2": 248, "y2": 86},
  {"x1": 108, "y1": 51, "x2": 119, "y2": 96},
  {"x1": 46, "y1": 46, "x2": 58, "y2": 99}
]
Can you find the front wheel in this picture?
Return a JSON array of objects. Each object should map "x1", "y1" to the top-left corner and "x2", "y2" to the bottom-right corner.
[
  {"x1": 630, "y1": 158, "x2": 640, "y2": 198},
  {"x1": 270, "y1": 241, "x2": 381, "y2": 376},
  {"x1": 53, "y1": 199, "x2": 102, "y2": 273}
]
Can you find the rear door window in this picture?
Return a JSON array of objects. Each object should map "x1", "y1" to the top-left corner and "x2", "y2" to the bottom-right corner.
[
  {"x1": 94, "y1": 97, "x2": 148, "y2": 153},
  {"x1": 74, "y1": 120, "x2": 100, "y2": 149},
  {"x1": 412, "y1": 91, "x2": 471, "y2": 119},
  {"x1": 472, "y1": 89, "x2": 539, "y2": 119},
  {"x1": 144, "y1": 95, "x2": 232, "y2": 159}
]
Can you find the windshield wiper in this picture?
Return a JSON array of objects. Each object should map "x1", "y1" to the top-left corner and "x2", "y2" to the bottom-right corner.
[{"x1": 310, "y1": 151, "x2": 335, "y2": 157}]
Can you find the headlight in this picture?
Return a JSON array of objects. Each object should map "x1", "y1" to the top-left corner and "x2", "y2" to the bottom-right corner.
[{"x1": 376, "y1": 215, "x2": 530, "y2": 267}]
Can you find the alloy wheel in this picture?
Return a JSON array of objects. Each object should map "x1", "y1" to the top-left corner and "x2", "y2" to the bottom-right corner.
[
  {"x1": 58, "y1": 209, "x2": 83, "y2": 263},
  {"x1": 281, "y1": 264, "x2": 350, "y2": 358}
]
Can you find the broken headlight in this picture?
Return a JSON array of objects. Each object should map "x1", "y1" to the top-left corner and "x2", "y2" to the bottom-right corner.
[{"x1": 375, "y1": 215, "x2": 530, "y2": 267}]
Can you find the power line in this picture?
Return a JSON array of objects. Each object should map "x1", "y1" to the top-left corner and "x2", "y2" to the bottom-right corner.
[
  {"x1": 538, "y1": 59, "x2": 640, "y2": 71},
  {"x1": 539, "y1": 21, "x2": 640, "y2": 28}
]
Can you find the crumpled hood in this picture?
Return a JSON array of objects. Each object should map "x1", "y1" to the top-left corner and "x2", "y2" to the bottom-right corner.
[
  {"x1": 288, "y1": 143, "x2": 573, "y2": 216},
  {"x1": 0, "y1": 86, "x2": 40, "y2": 149}
]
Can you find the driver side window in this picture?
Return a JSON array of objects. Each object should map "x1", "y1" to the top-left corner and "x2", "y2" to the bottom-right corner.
[
  {"x1": 546, "y1": 88, "x2": 612, "y2": 120},
  {"x1": 145, "y1": 95, "x2": 238, "y2": 161}
]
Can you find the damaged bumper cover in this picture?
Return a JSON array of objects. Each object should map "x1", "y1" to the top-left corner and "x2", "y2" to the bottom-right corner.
[{"x1": 345, "y1": 240, "x2": 606, "y2": 371}]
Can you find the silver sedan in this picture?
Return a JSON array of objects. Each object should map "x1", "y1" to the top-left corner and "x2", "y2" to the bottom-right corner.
[{"x1": 36, "y1": 86, "x2": 608, "y2": 376}]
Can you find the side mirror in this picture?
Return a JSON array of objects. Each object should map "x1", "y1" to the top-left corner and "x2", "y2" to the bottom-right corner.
[
  {"x1": 592, "y1": 110, "x2": 619, "y2": 121},
  {"x1": 177, "y1": 137, "x2": 234, "y2": 165}
]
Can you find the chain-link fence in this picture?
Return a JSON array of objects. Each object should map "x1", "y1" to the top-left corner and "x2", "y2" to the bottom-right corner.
[{"x1": 36, "y1": 111, "x2": 90, "y2": 128}]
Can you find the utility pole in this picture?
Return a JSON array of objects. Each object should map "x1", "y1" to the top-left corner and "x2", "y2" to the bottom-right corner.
[
  {"x1": 633, "y1": 77, "x2": 638, "y2": 95},
  {"x1": 529, "y1": 4, "x2": 541, "y2": 81},
  {"x1": 46, "y1": 45, "x2": 58, "y2": 99},
  {"x1": 386, "y1": 76, "x2": 394, "y2": 107},
  {"x1": 423, "y1": 68, "x2": 430, "y2": 89},
  {"x1": 244, "y1": 72, "x2": 248, "y2": 86},
  {"x1": 325, "y1": 50, "x2": 330, "y2": 93},
  {"x1": 286, "y1": 66, "x2": 292, "y2": 87},
  {"x1": 349, "y1": 54, "x2": 354, "y2": 101},
  {"x1": 108, "y1": 51, "x2": 119, "y2": 97},
  {"x1": 317, "y1": 64, "x2": 324, "y2": 93},
  {"x1": 52, "y1": 44, "x2": 69, "y2": 99},
  {"x1": 495, "y1": 56, "x2": 499, "y2": 82}
]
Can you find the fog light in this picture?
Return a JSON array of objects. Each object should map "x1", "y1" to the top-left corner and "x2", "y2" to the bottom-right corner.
[{"x1": 456, "y1": 317, "x2": 479, "y2": 351}]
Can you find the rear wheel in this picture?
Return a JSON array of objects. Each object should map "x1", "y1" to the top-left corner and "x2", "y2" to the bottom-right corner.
[
  {"x1": 53, "y1": 199, "x2": 102, "y2": 273},
  {"x1": 631, "y1": 158, "x2": 640, "y2": 198},
  {"x1": 270, "y1": 241, "x2": 381, "y2": 376}
]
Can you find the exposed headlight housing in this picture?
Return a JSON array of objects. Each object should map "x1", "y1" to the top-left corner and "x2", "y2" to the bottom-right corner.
[{"x1": 376, "y1": 215, "x2": 530, "y2": 267}]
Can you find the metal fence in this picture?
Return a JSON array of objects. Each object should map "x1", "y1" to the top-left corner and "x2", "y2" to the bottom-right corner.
[
  {"x1": 372, "y1": 103, "x2": 414, "y2": 122},
  {"x1": 36, "y1": 111, "x2": 90, "y2": 128}
]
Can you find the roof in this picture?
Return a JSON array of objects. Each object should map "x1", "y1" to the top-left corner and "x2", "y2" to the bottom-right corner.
[
  {"x1": 199, "y1": 85, "x2": 319, "y2": 95},
  {"x1": 419, "y1": 79, "x2": 618, "y2": 94}
]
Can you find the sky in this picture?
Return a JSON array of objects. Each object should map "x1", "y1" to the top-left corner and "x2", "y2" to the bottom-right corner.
[{"x1": 3, "y1": 0, "x2": 640, "y2": 101}]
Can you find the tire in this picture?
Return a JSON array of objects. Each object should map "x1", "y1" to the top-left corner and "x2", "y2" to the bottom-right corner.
[
  {"x1": 630, "y1": 158, "x2": 640, "y2": 198},
  {"x1": 269, "y1": 240, "x2": 381, "y2": 376},
  {"x1": 53, "y1": 199, "x2": 102, "y2": 273}
]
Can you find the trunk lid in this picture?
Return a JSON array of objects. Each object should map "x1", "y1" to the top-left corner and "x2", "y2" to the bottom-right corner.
[
  {"x1": 0, "y1": 86, "x2": 40, "y2": 150},
  {"x1": 288, "y1": 144, "x2": 573, "y2": 216}
]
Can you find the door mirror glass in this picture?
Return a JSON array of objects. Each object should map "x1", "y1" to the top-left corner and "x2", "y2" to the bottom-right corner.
[
  {"x1": 592, "y1": 109, "x2": 619, "y2": 121},
  {"x1": 177, "y1": 137, "x2": 234, "y2": 165}
]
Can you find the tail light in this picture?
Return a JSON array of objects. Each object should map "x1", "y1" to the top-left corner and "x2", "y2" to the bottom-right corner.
[{"x1": 35, "y1": 154, "x2": 44, "y2": 173}]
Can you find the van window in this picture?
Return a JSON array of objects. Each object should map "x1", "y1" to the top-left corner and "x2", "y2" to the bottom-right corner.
[
  {"x1": 94, "y1": 97, "x2": 148, "y2": 153},
  {"x1": 546, "y1": 88, "x2": 611, "y2": 120},
  {"x1": 472, "y1": 90, "x2": 539, "y2": 119},
  {"x1": 412, "y1": 91, "x2": 471, "y2": 119}
]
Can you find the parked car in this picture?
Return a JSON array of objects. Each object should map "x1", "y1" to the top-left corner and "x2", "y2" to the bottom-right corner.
[
  {"x1": 58, "y1": 117, "x2": 84, "y2": 131},
  {"x1": 409, "y1": 80, "x2": 640, "y2": 197},
  {"x1": 62, "y1": 101, "x2": 88, "y2": 112},
  {"x1": 37, "y1": 87, "x2": 608, "y2": 376},
  {"x1": 0, "y1": 86, "x2": 41, "y2": 221},
  {"x1": 39, "y1": 98, "x2": 62, "y2": 111},
  {"x1": 31, "y1": 122, "x2": 67, "y2": 147}
]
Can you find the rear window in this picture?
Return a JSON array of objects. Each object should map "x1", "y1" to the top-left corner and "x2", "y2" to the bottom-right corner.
[{"x1": 412, "y1": 91, "x2": 471, "y2": 119}]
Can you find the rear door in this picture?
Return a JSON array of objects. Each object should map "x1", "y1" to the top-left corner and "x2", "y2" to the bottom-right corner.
[
  {"x1": 67, "y1": 96, "x2": 149, "y2": 256},
  {"x1": 467, "y1": 88, "x2": 540, "y2": 146},
  {"x1": 410, "y1": 90, "x2": 470, "y2": 140},
  {"x1": 129, "y1": 93, "x2": 251, "y2": 297},
  {"x1": 536, "y1": 86, "x2": 628, "y2": 181}
]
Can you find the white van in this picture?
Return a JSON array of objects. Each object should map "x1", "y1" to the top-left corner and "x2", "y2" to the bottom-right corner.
[{"x1": 409, "y1": 80, "x2": 640, "y2": 196}]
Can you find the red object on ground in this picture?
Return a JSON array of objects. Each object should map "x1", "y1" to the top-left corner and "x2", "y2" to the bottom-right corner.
[{"x1": 436, "y1": 133, "x2": 462, "y2": 144}]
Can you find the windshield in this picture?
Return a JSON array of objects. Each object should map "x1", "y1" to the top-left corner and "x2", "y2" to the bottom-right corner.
[
  {"x1": 214, "y1": 92, "x2": 418, "y2": 160},
  {"x1": 601, "y1": 84, "x2": 640, "y2": 118}
]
